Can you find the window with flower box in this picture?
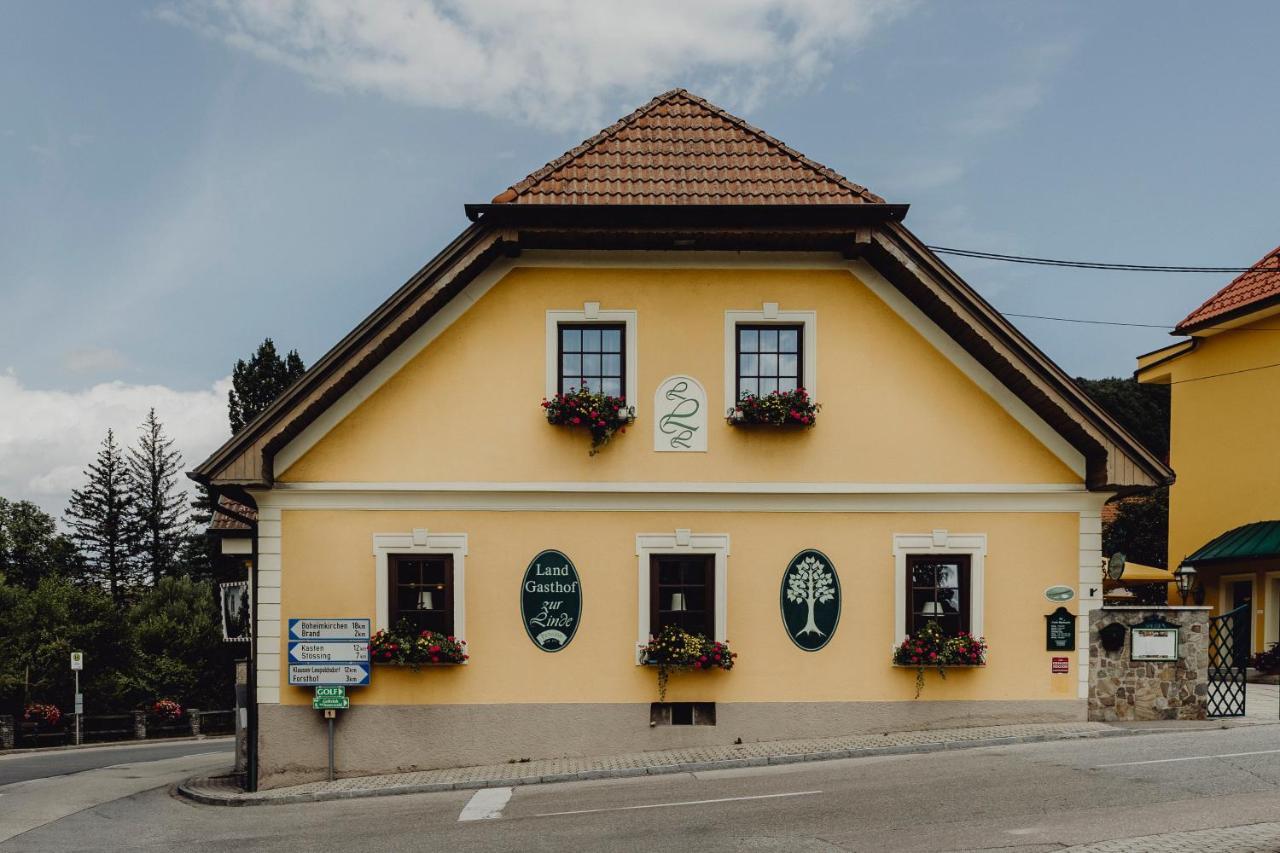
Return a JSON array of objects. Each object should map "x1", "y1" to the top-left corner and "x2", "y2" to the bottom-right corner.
[
  {"x1": 736, "y1": 324, "x2": 803, "y2": 399},
  {"x1": 389, "y1": 554, "x2": 454, "y2": 635},
  {"x1": 650, "y1": 555, "x2": 715, "y2": 638},
  {"x1": 905, "y1": 554, "x2": 970, "y2": 636},
  {"x1": 558, "y1": 323, "x2": 625, "y2": 396}
]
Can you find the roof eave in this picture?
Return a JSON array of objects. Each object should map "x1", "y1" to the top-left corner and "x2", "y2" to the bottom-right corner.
[{"x1": 465, "y1": 203, "x2": 909, "y2": 228}]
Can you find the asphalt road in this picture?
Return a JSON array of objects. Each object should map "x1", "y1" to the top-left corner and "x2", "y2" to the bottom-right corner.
[
  {"x1": 6, "y1": 726, "x2": 1280, "y2": 851},
  {"x1": 0, "y1": 738, "x2": 234, "y2": 786}
]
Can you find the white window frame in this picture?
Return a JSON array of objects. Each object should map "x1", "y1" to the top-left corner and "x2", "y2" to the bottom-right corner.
[
  {"x1": 373, "y1": 529, "x2": 468, "y2": 653},
  {"x1": 724, "y1": 303, "x2": 817, "y2": 414},
  {"x1": 636, "y1": 530, "x2": 730, "y2": 660},
  {"x1": 546, "y1": 303, "x2": 639, "y2": 408},
  {"x1": 892, "y1": 531, "x2": 986, "y2": 645}
]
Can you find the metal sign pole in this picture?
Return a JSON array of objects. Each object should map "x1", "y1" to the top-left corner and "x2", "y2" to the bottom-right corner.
[
  {"x1": 74, "y1": 669, "x2": 80, "y2": 746},
  {"x1": 326, "y1": 710, "x2": 336, "y2": 782}
]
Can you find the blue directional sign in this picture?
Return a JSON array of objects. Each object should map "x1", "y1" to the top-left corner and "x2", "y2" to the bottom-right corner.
[
  {"x1": 287, "y1": 617, "x2": 371, "y2": 686},
  {"x1": 288, "y1": 663, "x2": 370, "y2": 687}
]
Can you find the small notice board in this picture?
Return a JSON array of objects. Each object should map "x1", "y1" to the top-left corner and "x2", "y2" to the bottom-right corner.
[
  {"x1": 1130, "y1": 616, "x2": 1179, "y2": 662},
  {"x1": 1045, "y1": 607, "x2": 1076, "y2": 652}
]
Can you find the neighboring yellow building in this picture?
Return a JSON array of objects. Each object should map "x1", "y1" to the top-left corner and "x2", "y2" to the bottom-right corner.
[
  {"x1": 1138, "y1": 244, "x2": 1280, "y2": 657},
  {"x1": 196, "y1": 90, "x2": 1170, "y2": 789}
]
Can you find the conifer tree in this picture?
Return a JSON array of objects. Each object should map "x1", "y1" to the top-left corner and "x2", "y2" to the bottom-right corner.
[
  {"x1": 227, "y1": 338, "x2": 306, "y2": 433},
  {"x1": 128, "y1": 409, "x2": 190, "y2": 584},
  {"x1": 65, "y1": 430, "x2": 142, "y2": 602}
]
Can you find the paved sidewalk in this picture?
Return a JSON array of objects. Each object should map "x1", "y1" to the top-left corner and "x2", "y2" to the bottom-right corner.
[
  {"x1": 1060, "y1": 821, "x2": 1280, "y2": 852},
  {"x1": 181, "y1": 720, "x2": 1126, "y2": 806}
]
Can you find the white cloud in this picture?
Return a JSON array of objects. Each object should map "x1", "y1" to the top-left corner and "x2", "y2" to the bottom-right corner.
[
  {"x1": 0, "y1": 371, "x2": 232, "y2": 518},
  {"x1": 62, "y1": 346, "x2": 130, "y2": 374},
  {"x1": 157, "y1": 0, "x2": 911, "y2": 129}
]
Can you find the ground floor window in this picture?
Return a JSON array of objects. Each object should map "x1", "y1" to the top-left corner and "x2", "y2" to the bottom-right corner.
[
  {"x1": 906, "y1": 554, "x2": 970, "y2": 636},
  {"x1": 651, "y1": 554, "x2": 715, "y2": 637},
  {"x1": 390, "y1": 554, "x2": 454, "y2": 635}
]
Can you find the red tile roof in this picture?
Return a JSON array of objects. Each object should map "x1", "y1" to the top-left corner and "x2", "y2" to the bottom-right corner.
[
  {"x1": 492, "y1": 89, "x2": 884, "y2": 206},
  {"x1": 211, "y1": 494, "x2": 256, "y2": 531},
  {"x1": 1177, "y1": 244, "x2": 1280, "y2": 332}
]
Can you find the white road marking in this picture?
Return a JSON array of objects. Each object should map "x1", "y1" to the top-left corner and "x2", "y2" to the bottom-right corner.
[
  {"x1": 1097, "y1": 748, "x2": 1280, "y2": 768},
  {"x1": 534, "y1": 789, "x2": 822, "y2": 818},
  {"x1": 458, "y1": 786, "x2": 513, "y2": 821}
]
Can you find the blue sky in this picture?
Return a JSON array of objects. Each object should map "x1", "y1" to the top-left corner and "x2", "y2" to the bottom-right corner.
[{"x1": 3, "y1": 1, "x2": 1279, "y2": 511}]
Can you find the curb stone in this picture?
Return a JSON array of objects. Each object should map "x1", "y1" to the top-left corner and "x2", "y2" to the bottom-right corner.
[{"x1": 177, "y1": 726, "x2": 1137, "y2": 808}]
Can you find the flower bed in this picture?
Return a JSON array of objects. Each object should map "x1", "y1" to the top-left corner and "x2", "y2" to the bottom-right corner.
[
  {"x1": 726, "y1": 388, "x2": 819, "y2": 427},
  {"x1": 639, "y1": 625, "x2": 736, "y2": 701},
  {"x1": 151, "y1": 699, "x2": 183, "y2": 722},
  {"x1": 892, "y1": 621, "x2": 988, "y2": 697},
  {"x1": 543, "y1": 387, "x2": 635, "y2": 454},
  {"x1": 24, "y1": 702, "x2": 61, "y2": 728},
  {"x1": 369, "y1": 622, "x2": 468, "y2": 670}
]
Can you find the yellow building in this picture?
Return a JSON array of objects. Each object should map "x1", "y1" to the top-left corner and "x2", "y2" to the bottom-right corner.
[
  {"x1": 195, "y1": 90, "x2": 1169, "y2": 789},
  {"x1": 1137, "y1": 244, "x2": 1280, "y2": 657}
]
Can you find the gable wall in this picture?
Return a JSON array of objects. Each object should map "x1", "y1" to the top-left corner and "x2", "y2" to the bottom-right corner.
[{"x1": 279, "y1": 264, "x2": 1082, "y2": 486}]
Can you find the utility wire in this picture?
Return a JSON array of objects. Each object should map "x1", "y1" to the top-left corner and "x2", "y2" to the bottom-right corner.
[
  {"x1": 928, "y1": 245, "x2": 1277, "y2": 274},
  {"x1": 1002, "y1": 311, "x2": 1280, "y2": 333}
]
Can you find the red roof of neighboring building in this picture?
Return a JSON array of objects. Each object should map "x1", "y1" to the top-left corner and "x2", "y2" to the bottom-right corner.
[
  {"x1": 1177, "y1": 244, "x2": 1280, "y2": 332},
  {"x1": 211, "y1": 494, "x2": 256, "y2": 531},
  {"x1": 492, "y1": 89, "x2": 884, "y2": 206}
]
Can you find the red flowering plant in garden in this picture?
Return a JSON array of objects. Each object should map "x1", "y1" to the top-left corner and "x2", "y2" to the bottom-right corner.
[
  {"x1": 24, "y1": 703, "x2": 61, "y2": 728},
  {"x1": 368, "y1": 621, "x2": 468, "y2": 670},
  {"x1": 152, "y1": 699, "x2": 183, "y2": 722},
  {"x1": 726, "y1": 388, "x2": 819, "y2": 427},
  {"x1": 639, "y1": 625, "x2": 736, "y2": 701},
  {"x1": 892, "y1": 621, "x2": 988, "y2": 697},
  {"x1": 542, "y1": 387, "x2": 635, "y2": 455}
]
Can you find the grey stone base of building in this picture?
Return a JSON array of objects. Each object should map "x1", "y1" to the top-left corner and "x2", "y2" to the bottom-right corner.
[{"x1": 256, "y1": 698, "x2": 1084, "y2": 789}]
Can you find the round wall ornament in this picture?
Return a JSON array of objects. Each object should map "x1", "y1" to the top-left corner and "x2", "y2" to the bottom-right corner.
[
  {"x1": 1044, "y1": 585, "x2": 1075, "y2": 603},
  {"x1": 520, "y1": 550, "x2": 582, "y2": 652},
  {"x1": 780, "y1": 549, "x2": 841, "y2": 651}
]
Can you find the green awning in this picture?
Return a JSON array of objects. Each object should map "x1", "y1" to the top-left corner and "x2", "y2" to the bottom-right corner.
[{"x1": 1184, "y1": 521, "x2": 1280, "y2": 566}]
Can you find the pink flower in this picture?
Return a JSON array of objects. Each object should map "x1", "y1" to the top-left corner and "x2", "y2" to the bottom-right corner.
[{"x1": 571, "y1": 416, "x2": 581, "y2": 425}]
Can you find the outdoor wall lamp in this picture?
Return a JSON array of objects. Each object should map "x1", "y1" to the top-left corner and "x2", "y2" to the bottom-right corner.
[{"x1": 1174, "y1": 561, "x2": 1197, "y2": 605}]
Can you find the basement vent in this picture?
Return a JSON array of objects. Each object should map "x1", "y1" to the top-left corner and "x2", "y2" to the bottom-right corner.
[{"x1": 650, "y1": 702, "x2": 716, "y2": 726}]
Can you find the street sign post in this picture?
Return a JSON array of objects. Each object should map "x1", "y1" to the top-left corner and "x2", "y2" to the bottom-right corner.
[
  {"x1": 70, "y1": 652, "x2": 84, "y2": 745},
  {"x1": 286, "y1": 617, "x2": 371, "y2": 686}
]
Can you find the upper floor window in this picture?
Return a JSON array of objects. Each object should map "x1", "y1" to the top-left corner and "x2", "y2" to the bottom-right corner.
[
  {"x1": 559, "y1": 323, "x2": 625, "y2": 396},
  {"x1": 390, "y1": 554, "x2": 454, "y2": 635},
  {"x1": 736, "y1": 324, "x2": 802, "y2": 399}
]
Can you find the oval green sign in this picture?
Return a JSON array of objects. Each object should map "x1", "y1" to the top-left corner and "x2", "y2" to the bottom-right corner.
[
  {"x1": 780, "y1": 549, "x2": 841, "y2": 651},
  {"x1": 1044, "y1": 585, "x2": 1075, "y2": 603},
  {"x1": 521, "y1": 550, "x2": 582, "y2": 652}
]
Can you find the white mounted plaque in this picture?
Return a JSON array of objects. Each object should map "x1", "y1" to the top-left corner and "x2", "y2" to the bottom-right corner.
[
  {"x1": 1131, "y1": 627, "x2": 1179, "y2": 661},
  {"x1": 653, "y1": 375, "x2": 707, "y2": 452}
]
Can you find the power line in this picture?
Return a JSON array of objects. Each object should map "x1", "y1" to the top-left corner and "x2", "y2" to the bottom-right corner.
[
  {"x1": 928, "y1": 245, "x2": 1277, "y2": 274},
  {"x1": 1002, "y1": 311, "x2": 1280, "y2": 333},
  {"x1": 1169, "y1": 360, "x2": 1280, "y2": 385}
]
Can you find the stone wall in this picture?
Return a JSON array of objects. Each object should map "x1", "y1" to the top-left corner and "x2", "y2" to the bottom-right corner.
[{"x1": 1088, "y1": 606, "x2": 1210, "y2": 721}]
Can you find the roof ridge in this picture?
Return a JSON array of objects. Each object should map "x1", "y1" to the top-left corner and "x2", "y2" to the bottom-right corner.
[
  {"x1": 1176, "y1": 243, "x2": 1280, "y2": 332},
  {"x1": 492, "y1": 89, "x2": 883, "y2": 205}
]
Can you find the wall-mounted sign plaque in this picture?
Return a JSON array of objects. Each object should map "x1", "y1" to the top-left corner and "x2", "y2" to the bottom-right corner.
[
  {"x1": 1099, "y1": 622, "x2": 1127, "y2": 653},
  {"x1": 654, "y1": 375, "x2": 707, "y2": 452},
  {"x1": 521, "y1": 550, "x2": 582, "y2": 652},
  {"x1": 1045, "y1": 606, "x2": 1076, "y2": 651},
  {"x1": 780, "y1": 549, "x2": 841, "y2": 651},
  {"x1": 1051, "y1": 657, "x2": 1069, "y2": 674},
  {"x1": 1044, "y1": 585, "x2": 1075, "y2": 603},
  {"x1": 1130, "y1": 615, "x2": 1179, "y2": 662}
]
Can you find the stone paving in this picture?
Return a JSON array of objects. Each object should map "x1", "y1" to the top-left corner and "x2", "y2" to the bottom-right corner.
[
  {"x1": 180, "y1": 721, "x2": 1122, "y2": 806},
  {"x1": 1059, "y1": 821, "x2": 1280, "y2": 852}
]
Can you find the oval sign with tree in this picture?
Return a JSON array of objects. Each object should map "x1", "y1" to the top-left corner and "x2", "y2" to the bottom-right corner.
[
  {"x1": 521, "y1": 550, "x2": 583, "y2": 652},
  {"x1": 780, "y1": 549, "x2": 841, "y2": 651}
]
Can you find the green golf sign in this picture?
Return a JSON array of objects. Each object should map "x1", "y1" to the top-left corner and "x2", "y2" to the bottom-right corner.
[{"x1": 313, "y1": 685, "x2": 349, "y2": 710}]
